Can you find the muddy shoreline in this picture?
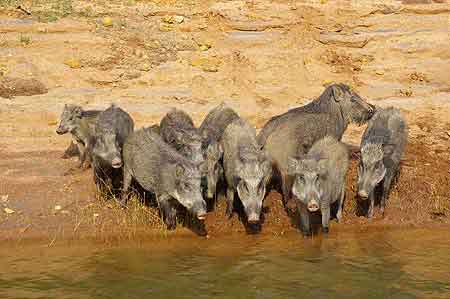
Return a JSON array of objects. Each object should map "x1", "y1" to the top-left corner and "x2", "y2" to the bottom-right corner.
[{"x1": 1, "y1": 0, "x2": 450, "y2": 243}]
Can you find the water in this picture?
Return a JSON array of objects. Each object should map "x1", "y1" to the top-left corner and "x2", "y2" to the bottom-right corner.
[{"x1": 1, "y1": 228, "x2": 450, "y2": 299}]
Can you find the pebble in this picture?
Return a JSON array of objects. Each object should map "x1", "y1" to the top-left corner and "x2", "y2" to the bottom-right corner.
[
  {"x1": 64, "y1": 58, "x2": 82, "y2": 69},
  {"x1": 4, "y1": 208, "x2": 15, "y2": 214},
  {"x1": 162, "y1": 15, "x2": 184, "y2": 24},
  {"x1": 102, "y1": 17, "x2": 113, "y2": 27}
]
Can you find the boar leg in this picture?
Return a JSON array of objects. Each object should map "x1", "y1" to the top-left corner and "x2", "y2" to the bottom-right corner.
[
  {"x1": 81, "y1": 140, "x2": 92, "y2": 169},
  {"x1": 159, "y1": 195, "x2": 177, "y2": 230},
  {"x1": 77, "y1": 142, "x2": 86, "y2": 168},
  {"x1": 299, "y1": 205, "x2": 312, "y2": 236},
  {"x1": 281, "y1": 177, "x2": 290, "y2": 203},
  {"x1": 62, "y1": 140, "x2": 79, "y2": 159},
  {"x1": 120, "y1": 166, "x2": 132, "y2": 207},
  {"x1": 226, "y1": 187, "x2": 234, "y2": 218},
  {"x1": 321, "y1": 204, "x2": 331, "y2": 234},
  {"x1": 367, "y1": 191, "x2": 375, "y2": 219},
  {"x1": 380, "y1": 170, "x2": 394, "y2": 216},
  {"x1": 336, "y1": 186, "x2": 345, "y2": 223}
]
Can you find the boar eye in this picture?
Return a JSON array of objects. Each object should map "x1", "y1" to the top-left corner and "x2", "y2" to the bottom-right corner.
[{"x1": 298, "y1": 174, "x2": 304, "y2": 182}]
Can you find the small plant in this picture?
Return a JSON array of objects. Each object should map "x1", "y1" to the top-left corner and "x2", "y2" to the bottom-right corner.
[{"x1": 19, "y1": 34, "x2": 31, "y2": 45}]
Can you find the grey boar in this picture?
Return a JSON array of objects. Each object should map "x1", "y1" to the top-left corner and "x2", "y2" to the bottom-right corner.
[
  {"x1": 288, "y1": 136, "x2": 349, "y2": 235},
  {"x1": 91, "y1": 104, "x2": 134, "y2": 191},
  {"x1": 258, "y1": 83, "x2": 375, "y2": 202},
  {"x1": 56, "y1": 104, "x2": 101, "y2": 168},
  {"x1": 121, "y1": 128, "x2": 207, "y2": 229},
  {"x1": 199, "y1": 103, "x2": 239, "y2": 198},
  {"x1": 199, "y1": 102, "x2": 240, "y2": 146},
  {"x1": 160, "y1": 108, "x2": 203, "y2": 164},
  {"x1": 221, "y1": 118, "x2": 272, "y2": 223},
  {"x1": 357, "y1": 107, "x2": 408, "y2": 218}
]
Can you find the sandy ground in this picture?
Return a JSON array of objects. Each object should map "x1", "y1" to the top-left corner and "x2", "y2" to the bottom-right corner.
[{"x1": 1, "y1": 0, "x2": 449, "y2": 243}]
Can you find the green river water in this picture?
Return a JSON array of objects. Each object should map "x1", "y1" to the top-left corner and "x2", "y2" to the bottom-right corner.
[{"x1": 1, "y1": 228, "x2": 449, "y2": 299}]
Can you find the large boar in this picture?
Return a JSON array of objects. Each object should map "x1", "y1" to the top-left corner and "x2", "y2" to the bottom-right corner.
[
  {"x1": 288, "y1": 136, "x2": 349, "y2": 235},
  {"x1": 198, "y1": 103, "x2": 240, "y2": 199},
  {"x1": 160, "y1": 108, "x2": 203, "y2": 164},
  {"x1": 56, "y1": 104, "x2": 101, "y2": 168},
  {"x1": 121, "y1": 128, "x2": 207, "y2": 229},
  {"x1": 357, "y1": 107, "x2": 408, "y2": 218},
  {"x1": 258, "y1": 83, "x2": 375, "y2": 202},
  {"x1": 91, "y1": 104, "x2": 134, "y2": 191},
  {"x1": 221, "y1": 118, "x2": 272, "y2": 223}
]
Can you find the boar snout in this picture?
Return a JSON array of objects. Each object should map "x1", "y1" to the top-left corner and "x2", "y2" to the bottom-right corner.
[
  {"x1": 247, "y1": 212, "x2": 260, "y2": 224},
  {"x1": 56, "y1": 127, "x2": 66, "y2": 135},
  {"x1": 111, "y1": 157, "x2": 123, "y2": 168},
  {"x1": 307, "y1": 199, "x2": 320, "y2": 212},
  {"x1": 197, "y1": 211, "x2": 207, "y2": 220},
  {"x1": 192, "y1": 200, "x2": 207, "y2": 220},
  {"x1": 358, "y1": 190, "x2": 369, "y2": 200}
]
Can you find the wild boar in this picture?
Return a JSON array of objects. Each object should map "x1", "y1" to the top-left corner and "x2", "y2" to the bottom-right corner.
[
  {"x1": 56, "y1": 104, "x2": 101, "y2": 168},
  {"x1": 198, "y1": 103, "x2": 239, "y2": 198},
  {"x1": 288, "y1": 136, "x2": 349, "y2": 235},
  {"x1": 122, "y1": 128, "x2": 207, "y2": 229},
  {"x1": 258, "y1": 83, "x2": 375, "y2": 202},
  {"x1": 91, "y1": 104, "x2": 134, "y2": 191},
  {"x1": 357, "y1": 107, "x2": 408, "y2": 218},
  {"x1": 221, "y1": 118, "x2": 272, "y2": 223},
  {"x1": 160, "y1": 108, "x2": 203, "y2": 164}
]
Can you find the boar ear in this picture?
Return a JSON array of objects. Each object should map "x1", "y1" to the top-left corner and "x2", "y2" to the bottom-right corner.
[
  {"x1": 207, "y1": 142, "x2": 223, "y2": 160},
  {"x1": 287, "y1": 157, "x2": 300, "y2": 175},
  {"x1": 317, "y1": 159, "x2": 328, "y2": 176},
  {"x1": 175, "y1": 163, "x2": 185, "y2": 178},
  {"x1": 236, "y1": 161, "x2": 245, "y2": 178},
  {"x1": 261, "y1": 159, "x2": 272, "y2": 177},
  {"x1": 198, "y1": 161, "x2": 208, "y2": 176},
  {"x1": 173, "y1": 130, "x2": 184, "y2": 142},
  {"x1": 331, "y1": 85, "x2": 343, "y2": 102},
  {"x1": 383, "y1": 144, "x2": 395, "y2": 157},
  {"x1": 375, "y1": 163, "x2": 387, "y2": 184},
  {"x1": 201, "y1": 130, "x2": 209, "y2": 141},
  {"x1": 73, "y1": 106, "x2": 83, "y2": 117}
]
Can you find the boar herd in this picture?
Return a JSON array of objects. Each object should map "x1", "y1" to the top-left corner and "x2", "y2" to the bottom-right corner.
[{"x1": 56, "y1": 83, "x2": 409, "y2": 236}]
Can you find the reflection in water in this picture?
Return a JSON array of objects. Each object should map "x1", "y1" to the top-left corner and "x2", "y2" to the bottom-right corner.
[{"x1": 1, "y1": 229, "x2": 450, "y2": 299}]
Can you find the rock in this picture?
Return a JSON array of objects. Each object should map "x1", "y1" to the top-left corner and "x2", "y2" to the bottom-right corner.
[
  {"x1": 322, "y1": 79, "x2": 333, "y2": 86},
  {"x1": 139, "y1": 63, "x2": 151, "y2": 71},
  {"x1": 317, "y1": 32, "x2": 370, "y2": 48},
  {"x1": 399, "y1": 88, "x2": 413, "y2": 97},
  {"x1": 0, "y1": 76, "x2": 48, "y2": 98},
  {"x1": 376, "y1": 70, "x2": 384, "y2": 75},
  {"x1": 64, "y1": 58, "x2": 82, "y2": 69},
  {"x1": 159, "y1": 23, "x2": 174, "y2": 32},
  {"x1": 4, "y1": 207, "x2": 15, "y2": 214},
  {"x1": 199, "y1": 44, "x2": 211, "y2": 51},
  {"x1": 173, "y1": 16, "x2": 185, "y2": 24},
  {"x1": 54, "y1": 205, "x2": 62, "y2": 211},
  {"x1": 190, "y1": 57, "x2": 220, "y2": 72},
  {"x1": 1, "y1": 195, "x2": 8, "y2": 202},
  {"x1": 102, "y1": 17, "x2": 113, "y2": 27},
  {"x1": 446, "y1": 131, "x2": 450, "y2": 137},
  {"x1": 202, "y1": 64, "x2": 218, "y2": 72},
  {"x1": 162, "y1": 15, "x2": 184, "y2": 24}
]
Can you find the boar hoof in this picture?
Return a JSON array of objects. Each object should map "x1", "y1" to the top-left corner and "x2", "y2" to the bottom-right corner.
[
  {"x1": 302, "y1": 230, "x2": 312, "y2": 237},
  {"x1": 165, "y1": 219, "x2": 177, "y2": 230},
  {"x1": 322, "y1": 227, "x2": 329, "y2": 234}
]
